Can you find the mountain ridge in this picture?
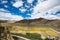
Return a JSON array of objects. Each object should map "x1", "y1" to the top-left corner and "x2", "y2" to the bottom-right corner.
[{"x1": 0, "y1": 18, "x2": 60, "y2": 27}]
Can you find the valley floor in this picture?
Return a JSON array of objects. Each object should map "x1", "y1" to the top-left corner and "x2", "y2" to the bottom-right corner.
[{"x1": 10, "y1": 26, "x2": 60, "y2": 37}]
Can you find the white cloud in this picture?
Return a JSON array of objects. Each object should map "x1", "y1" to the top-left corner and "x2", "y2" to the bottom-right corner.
[
  {"x1": 4, "y1": 5, "x2": 8, "y2": 8},
  {"x1": 47, "y1": 6, "x2": 60, "y2": 15},
  {"x1": 33, "y1": 0, "x2": 60, "y2": 14},
  {"x1": 2, "y1": 0, "x2": 7, "y2": 3},
  {"x1": 19, "y1": 8, "x2": 26, "y2": 13},
  {"x1": 0, "y1": 10, "x2": 23, "y2": 21},
  {"x1": 31, "y1": 5, "x2": 60, "y2": 20},
  {"x1": 13, "y1": 0, "x2": 23, "y2": 8},
  {"x1": 30, "y1": 0, "x2": 60, "y2": 20},
  {"x1": 27, "y1": 0, "x2": 34, "y2": 4},
  {"x1": 25, "y1": 4, "x2": 30, "y2": 8},
  {"x1": 0, "y1": 0, "x2": 60, "y2": 20},
  {"x1": 0, "y1": 9, "x2": 9, "y2": 12}
]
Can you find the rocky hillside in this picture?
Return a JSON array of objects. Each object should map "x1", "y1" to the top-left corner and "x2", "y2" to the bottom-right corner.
[
  {"x1": 15, "y1": 18, "x2": 60, "y2": 26},
  {"x1": 0, "y1": 18, "x2": 60, "y2": 26}
]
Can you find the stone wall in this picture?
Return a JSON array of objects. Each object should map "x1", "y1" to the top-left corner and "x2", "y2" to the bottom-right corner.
[{"x1": 0, "y1": 26, "x2": 14, "y2": 40}]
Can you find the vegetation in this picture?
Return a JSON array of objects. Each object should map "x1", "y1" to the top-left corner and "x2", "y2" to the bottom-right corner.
[
  {"x1": 0, "y1": 18, "x2": 60, "y2": 40},
  {"x1": 12, "y1": 33, "x2": 60, "y2": 40}
]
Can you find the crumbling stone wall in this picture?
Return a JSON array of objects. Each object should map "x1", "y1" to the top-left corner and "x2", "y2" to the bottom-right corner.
[{"x1": 0, "y1": 26, "x2": 14, "y2": 40}]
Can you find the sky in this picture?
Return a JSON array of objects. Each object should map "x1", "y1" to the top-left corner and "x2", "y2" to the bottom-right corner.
[{"x1": 0, "y1": 0, "x2": 60, "y2": 21}]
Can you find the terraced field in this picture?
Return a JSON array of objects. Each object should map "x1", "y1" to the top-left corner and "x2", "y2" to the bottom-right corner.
[{"x1": 10, "y1": 26, "x2": 60, "y2": 37}]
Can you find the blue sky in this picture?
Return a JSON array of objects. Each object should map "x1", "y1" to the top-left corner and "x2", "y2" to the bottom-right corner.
[{"x1": 0, "y1": 0, "x2": 60, "y2": 20}]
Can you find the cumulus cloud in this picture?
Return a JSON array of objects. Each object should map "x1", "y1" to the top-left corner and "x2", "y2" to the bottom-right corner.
[
  {"x1": 0, "y1": 9, "x2": 9, "y2": 12},
  {"x1": 0, "y1": 0, "x2": 60, "y2": 20},
  {"x1": 30, "y1": 0, "x2": 60, "y2": 20},
  {"x1": 1, "y1": 0, "x2": 7, "y2": 3},
  {"x1": 19, "y1": 7, "x2": 26, "y2": 13},
  {"x1": 13, "y1": 0, "x2": 23, "y2": 8},
  {"x1": 31, "y1": 5, "x2": 60, "y2": 20},
  {"x1": 0, "y1": 9, "x2": 23, "y2": 21},
  {"x1": 33, "y1": 0, "x2": 60, "y2": 13},
  {"x1": 27, "y1": 0, "x2": 34, "y2": 4}
]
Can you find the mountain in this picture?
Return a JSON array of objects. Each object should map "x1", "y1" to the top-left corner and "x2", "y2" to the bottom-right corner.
[
  {"x1": 0, "y1": 20, "x2": 8, "y2": 23},
  {"x1": 0, "y1": 18, "x2": 60, "y2": 26},
  {"x1": 0, "y1": 20, "x2": 16, "y2": 23},
  {"x1": 15, "y1": 18, "x2": 60, "y2": 27},
  {"x1": 0, "y1": 18, "x2": 60, "y2": 32}
]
